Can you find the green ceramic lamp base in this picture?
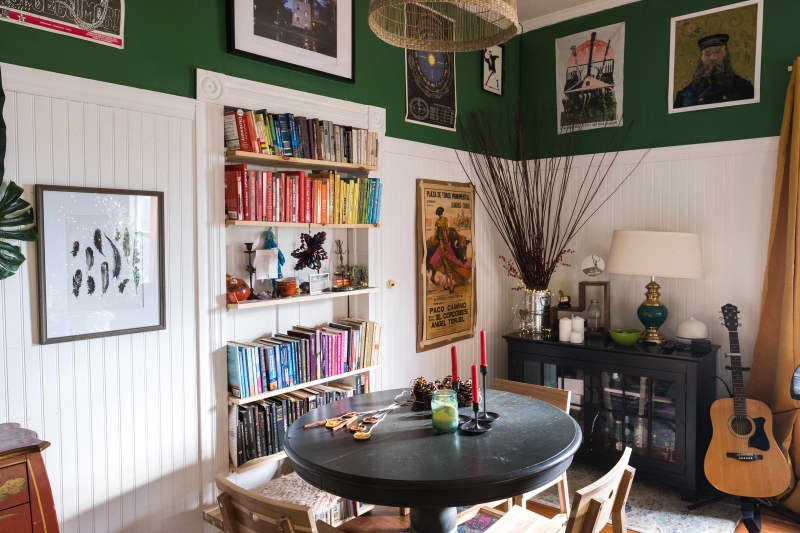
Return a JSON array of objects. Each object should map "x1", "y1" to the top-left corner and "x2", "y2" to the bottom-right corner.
[{"x1": 637, "y1": 278, "x2": 668, "y2": 344}]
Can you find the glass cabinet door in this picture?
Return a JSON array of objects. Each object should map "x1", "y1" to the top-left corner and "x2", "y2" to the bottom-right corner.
[{"x1": 592, "y1": 371, "x2": 680, "y2": 465}]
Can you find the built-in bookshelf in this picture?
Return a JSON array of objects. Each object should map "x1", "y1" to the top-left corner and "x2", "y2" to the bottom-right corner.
[
  {"x1": 225, "y1": 220, "x2": 378, "y2": 230},
  {"x1": 229, "y1": 365, "x2": 379, "y2": 406},
  {"x1": 225, "y1": 151, "x2": 377, "y2": 173},
  {"x1": 226, "y1": 287, "x2": 380, "y2": 311}
]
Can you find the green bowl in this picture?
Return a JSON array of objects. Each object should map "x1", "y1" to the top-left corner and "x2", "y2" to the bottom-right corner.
[{"x1": 609, "y1": 329, "x2": 642, "y2": 346}]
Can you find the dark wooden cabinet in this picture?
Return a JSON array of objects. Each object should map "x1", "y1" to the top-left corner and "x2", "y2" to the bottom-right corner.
[
  {"x1": 504, "y1": 333, "x2": 719, "y2": 500},
  {"x1": 0, "y1": 423, "x2": 59, "y2": 533}
]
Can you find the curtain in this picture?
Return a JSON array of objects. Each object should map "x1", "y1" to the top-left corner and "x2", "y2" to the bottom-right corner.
[{"x1": 749, "y1": 56, "x2": 800, "y2": 507}]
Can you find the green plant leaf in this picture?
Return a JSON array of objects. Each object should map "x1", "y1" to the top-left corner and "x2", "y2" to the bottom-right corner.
[{"x1": 0, "y1": 66, "x2": 37, "y2": 281}]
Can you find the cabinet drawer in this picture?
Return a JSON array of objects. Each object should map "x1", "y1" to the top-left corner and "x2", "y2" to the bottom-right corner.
[
  {"x1": 0, "y1": 463, "x2": 29, "y2": 511},
  {"x1": 0, "y1": 502, "x2": 32, "y2": 533}
]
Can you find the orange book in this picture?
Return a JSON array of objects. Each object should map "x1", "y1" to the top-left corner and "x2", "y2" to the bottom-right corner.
[{"x1": 321, "y1": 182, "x2": 328, "y2": 224}]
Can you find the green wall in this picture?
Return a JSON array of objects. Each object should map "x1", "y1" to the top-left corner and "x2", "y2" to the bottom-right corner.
[
  {"x1": 0, "y1": 1, "x2": 519, "y2": 151},
  {"x1": 520, "y1": 0, "x2": 797, "y2": 156}
]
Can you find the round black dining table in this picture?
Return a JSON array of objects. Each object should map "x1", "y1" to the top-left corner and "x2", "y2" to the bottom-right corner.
[{"x1": 284, "y1": 388, "x2": 582, "y2": 533}]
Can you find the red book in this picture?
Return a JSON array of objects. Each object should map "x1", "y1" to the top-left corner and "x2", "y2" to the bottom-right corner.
[
  {"x1": 248, "y1": 171, "x2": 257, "y2": 221},
  {"x1": 265, "y1": 171, "x2": 273, "y2": 222},
  {"x1": 224, "y1": 166, "x2": 238, "y2": 220},
  {"x1": 255, "y1": 171, "x2": 263, "y2": 221},
  {"x1": 231, "y1": 110, "x2": 251, "y2": 152},
  {"x1": 240, "y1": 169, "x2": 249, "y2": 221},
  {"x1": 281, "y1": 173, "x2": 288, "y2": 222},
  {"x1": 304, "y1": 174, "x2": 312, "y2": 223},
  {"x1": 244, "y1": 113, "x2": 258, "y2": 153},
  {"x1": 297, "y1": 171, "x2": 305, "y2": 223}
]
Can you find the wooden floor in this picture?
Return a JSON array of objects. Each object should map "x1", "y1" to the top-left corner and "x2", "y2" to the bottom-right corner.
[{"x1": 340, "y1": 503, "x2": 800, "y2": 533}]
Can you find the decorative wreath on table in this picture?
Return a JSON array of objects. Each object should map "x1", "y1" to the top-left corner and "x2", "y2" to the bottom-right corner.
[{"x1": 410, "y1": 376, "x2": 474, "y2": 410}]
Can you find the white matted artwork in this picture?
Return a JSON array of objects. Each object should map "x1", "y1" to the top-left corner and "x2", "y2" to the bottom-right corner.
[
  {"x1": 555, "y1": 22, "x2": 625, "y2": 134},
  {"x1": 35, "y1": 185, "x2": 165, "y2": 344},
  {"x1": 482, "y1": 45, "x2": 504, "y2": 95},
  {"x1": 229, "y1": 0, "x2": 353, "y2": 81},
  {"x1": 668, "y1": 0, "x2": 762, "y2": 113}
]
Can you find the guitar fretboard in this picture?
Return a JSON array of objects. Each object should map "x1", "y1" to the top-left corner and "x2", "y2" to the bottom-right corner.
[{"x1": 729, "y1": 331, "x2": 747, "y2": 418}]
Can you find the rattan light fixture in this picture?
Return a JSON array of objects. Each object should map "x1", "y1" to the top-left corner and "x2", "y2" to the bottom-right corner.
[{"x1": 368, "y1": 0, "x2": 520, "y2": 52}]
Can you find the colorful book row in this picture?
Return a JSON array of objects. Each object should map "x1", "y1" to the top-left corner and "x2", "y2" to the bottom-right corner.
[
  {"x1": 226, "y1": 318, "x2": 381, "y2": 399},
  {"x1": 224, "y1": 165, "x2": 383, "y2": 225},
  {"x1": 224, "y1": 108, "x2": 378, "y2": 168}
]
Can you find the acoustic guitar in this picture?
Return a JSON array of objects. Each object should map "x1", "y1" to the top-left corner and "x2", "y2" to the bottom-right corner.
[{"x1": 703, "y1": 303, "x2": 791, "y2": 497}]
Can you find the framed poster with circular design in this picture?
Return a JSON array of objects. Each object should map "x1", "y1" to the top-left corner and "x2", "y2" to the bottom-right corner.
[{"x1": 404, "y1": 4, "x2": 456, "y2": 131}]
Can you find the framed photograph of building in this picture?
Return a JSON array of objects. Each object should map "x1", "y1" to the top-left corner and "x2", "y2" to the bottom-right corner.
[
  {"x1": 35, "y1": 185, "x2": 165, "y2": 344},
  {"x1": 481, "y1": 45, "x2": 504, "y2": 96},
  {"x1": 416, "y1": 179, "x2": 476, "y2": 352},
  {"x1": 228, "y1": 0, "x2": 354, "y2": 82},
  {"x1": 669, "y1": 0, "x2": 763, "y2": 113}
]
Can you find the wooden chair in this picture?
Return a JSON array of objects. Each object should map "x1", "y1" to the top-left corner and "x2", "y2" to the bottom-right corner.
[
  {"x1": 475, "y1": 447, "x2": 636, "y2": 533},
  {"x1": 215, "y1": 473, "x2": 336, "y2": 533},
  {"x1": 493, "y1": 378, "x2": 572, "y2": 514}
]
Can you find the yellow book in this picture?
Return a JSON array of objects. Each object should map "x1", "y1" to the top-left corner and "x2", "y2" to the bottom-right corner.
[
  {"x1": 353, "y1": 179, "x2": 360, "y2": 224},
  {"x1": 335, "y1": 174, "x2": 341, "y2": 224}
]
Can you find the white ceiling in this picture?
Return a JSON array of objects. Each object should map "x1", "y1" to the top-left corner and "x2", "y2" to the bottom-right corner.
[{"x1": 517, "y1": 0, "x2": 599, "y2": 22}]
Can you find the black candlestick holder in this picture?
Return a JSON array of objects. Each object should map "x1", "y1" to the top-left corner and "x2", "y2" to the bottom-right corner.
[
  {"x1": 459, "y1": 401, "x2": 490, "y2": 434},
  {"x1": 243, "y1": 242, "x2": 256, "y2": 298},
  {"x1": 478, "y1": 365, "x2": 499, "y2": 423}
]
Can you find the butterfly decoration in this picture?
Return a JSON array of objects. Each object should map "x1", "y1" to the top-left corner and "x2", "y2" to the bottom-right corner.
[{"x1": 292, "y1": 232, "x2": 328, "y2": 272}]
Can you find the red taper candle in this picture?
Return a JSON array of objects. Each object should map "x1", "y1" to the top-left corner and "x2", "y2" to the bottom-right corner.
[
  {"x1": 480, "y1": 330, "x2": 487, "y2": 366},
  {"x1": 471, "y1": 364, "x2": 479, "y2": 403},
  {"x1": 451, "y1": 346, "x2": 458, "y2": 382}
]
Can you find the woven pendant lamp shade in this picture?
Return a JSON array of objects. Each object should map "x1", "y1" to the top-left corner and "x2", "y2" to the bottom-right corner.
[{"x1": 368, "y1": 0, "x2": 520, "y2": 52}]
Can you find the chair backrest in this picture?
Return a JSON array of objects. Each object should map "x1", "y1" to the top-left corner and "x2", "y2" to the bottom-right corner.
[
  {"x1": 215, "y1": 474, "x2": 318, "y2": 533},
  {"x1": 565, "y1": 448, "x2": 635, "y2": 533},
  {"x1": 493, "y1": 378, "x2": 571, "y2": 412}
]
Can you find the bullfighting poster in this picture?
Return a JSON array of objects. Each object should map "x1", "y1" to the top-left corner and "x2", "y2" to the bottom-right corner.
[
  {"x1": 405, "y1": 3, "x2": 457, "y2": 131},
  {"x1": 668, "y1": 0, "x2": 762, "y2": 114},
  {"x1": 416, "y1": 179, "x2": 475, "y2": 352},
  {"x1": 555, "y1": 22, "x2": 625, "y2": 134},
  {"x1": 0, "y1": 0, "x2": 125, "y2": 49}
]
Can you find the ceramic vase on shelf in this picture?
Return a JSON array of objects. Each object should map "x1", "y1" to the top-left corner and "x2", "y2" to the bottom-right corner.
[{"x1": 519, "y1": 288, "x2": 552, "y2": 337}]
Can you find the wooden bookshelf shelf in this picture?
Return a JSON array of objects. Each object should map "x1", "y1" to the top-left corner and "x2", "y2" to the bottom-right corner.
[
  {"x1": 226, "y1": 287, "x2": 380, "y2": 311},
  {"x1": 225, "y1": 151, "x2": 377, "y2": 173},
  {"x1": 231, "y1": 451, "x2": 287, "y2": 474},
  {"x1": 225, "y1": 220, "x2": 378, "y2": 229},
  {"x1": 228, "y1": 364, "x2": 380, "y2": 406}
]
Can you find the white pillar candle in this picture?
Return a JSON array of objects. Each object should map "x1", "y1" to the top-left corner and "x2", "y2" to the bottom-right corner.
[
  {"x1": 572, "y1": 315, "x2": 585, "y2": 333},
  {"x1": 559, "y1": 316, "x2": 573, "y2": 342},
  {"x1": 570, "y1": 330, "x2": 584, "y2": 344}
]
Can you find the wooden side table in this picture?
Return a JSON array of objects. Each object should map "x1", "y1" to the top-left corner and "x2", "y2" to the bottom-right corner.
[{"x1": 0, "y1": 423, "x2": 59, "y2": 533}]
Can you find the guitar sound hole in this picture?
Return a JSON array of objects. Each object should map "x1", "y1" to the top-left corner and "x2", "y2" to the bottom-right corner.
[{"x1": 731, "y1": 416, "x2": 753, "y2": 436}]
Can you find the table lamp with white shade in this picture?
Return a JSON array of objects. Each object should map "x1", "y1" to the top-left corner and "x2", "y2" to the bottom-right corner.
[{"x1": 606, "y1": 230, "x2": 703, "y2": 344}]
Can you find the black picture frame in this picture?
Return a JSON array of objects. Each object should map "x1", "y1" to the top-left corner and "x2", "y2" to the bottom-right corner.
[
  {"x1": 227, "y1": 0, "x2": 356, "y2": 83},
  {"x1": 35, "y1": 185, "x2": 166, "y2": 345},
  {"x1": 481, "y1": 44, "x2": 505, "y2": 96}
]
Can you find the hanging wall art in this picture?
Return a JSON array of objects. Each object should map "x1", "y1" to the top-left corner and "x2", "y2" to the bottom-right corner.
[
  {"x1": 0, "y1": 66, "x2": 36, "y2": 281},
  {"x1": 35, "y1": 185, "x2": 165, "y2": 344},
  {"x1": 555, "y1": 22, "x2": 625, "y2": 134},
  {"x1": 669, "y1": 0, "x2": 762, "y2": 113},
  {"x1": 405, "y1": 3, "x2": 457, "y2": 131},
  {"x1": 0, "y1": 0, "x2": 125, "y2": 48},
  {"x1": 229, "y1": 0, "x2": 354, "y2": 82},
  {"x1": 481, "y1": 45, "x2": 504, "y2": 95},
  {"x1": 416, "y1": 179, "x2": 475, "y2": 352}
]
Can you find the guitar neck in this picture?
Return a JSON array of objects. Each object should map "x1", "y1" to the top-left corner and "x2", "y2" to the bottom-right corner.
[{"x1": 728, "y1": 330, "x2": 747, "y2": 417}]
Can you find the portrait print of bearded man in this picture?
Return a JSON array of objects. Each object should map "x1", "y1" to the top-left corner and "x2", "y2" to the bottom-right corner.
[{"x1": 674, "y1": 33, "x2": 755, "y2": 109}]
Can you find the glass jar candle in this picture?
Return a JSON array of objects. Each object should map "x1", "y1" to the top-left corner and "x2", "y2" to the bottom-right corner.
[{"x1": 431, "y1": 389, "x2": 459, "y2": 434}]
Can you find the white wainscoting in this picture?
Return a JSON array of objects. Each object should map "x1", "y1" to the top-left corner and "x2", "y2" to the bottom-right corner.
[
  {"x1": 547, "y1": 137, "x2": 778, "y2": 387},
  {"x1": 0, "y1": 63, "x2": 200, "y2": 533}
]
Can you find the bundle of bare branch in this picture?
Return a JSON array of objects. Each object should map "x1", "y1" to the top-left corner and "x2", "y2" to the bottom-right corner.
[{"x1": 457, "y1": 112, "x2": 647, "y2": 290}]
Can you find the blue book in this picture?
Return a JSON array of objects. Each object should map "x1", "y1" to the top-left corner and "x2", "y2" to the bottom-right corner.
[
  {"x1": 278, "y1": 115, "x2": 293, "y2": 156},
  {"x1": 226, "y1": 344, "x2": 243, "y2": 398},
  {"x1": 288, "y1": 114, "x2": 300, "y2": 156},
  {"x1": 367, "y1": 179, "x2": 376, "y2": 223},
  {"x1": 266, "y1": 345, "x2": 278, "y2": 390},
  {"x1": 237, "y1": 346, "x2": 248, "y2": 397},
  {"x1": 257, "y1": 346, "x2": 267, "y2": 393},
  {"x1": 280, "y1": 344, "x2": 290, "y2": 388},
  {"x1": 271, "y1": 114, "x2": 285, "y2": 156},
  {"x1": 375, "y1": 181, "x2": 383, "y2": 224}
]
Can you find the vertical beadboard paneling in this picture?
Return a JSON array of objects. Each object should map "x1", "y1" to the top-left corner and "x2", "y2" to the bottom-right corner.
[
  {"x1": 547, "y1": 138, "x2": 777, "y2": 391},
  {"x1": 0, "y1": 64, "x2": 199, "y2": 533}
]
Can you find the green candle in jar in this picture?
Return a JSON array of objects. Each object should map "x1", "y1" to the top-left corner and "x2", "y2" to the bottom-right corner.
[{"x1": 431, "y1": 389, "x2": 459, "y2": 433}]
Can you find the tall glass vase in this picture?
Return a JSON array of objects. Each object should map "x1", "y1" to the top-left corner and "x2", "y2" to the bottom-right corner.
[{"x1": 519, "y1": 289, "x2": 552, "y2": 337}]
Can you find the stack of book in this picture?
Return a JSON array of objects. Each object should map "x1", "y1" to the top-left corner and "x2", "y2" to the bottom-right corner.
[
  {"x1": 226, "y1": 319, "x2": 382, "y2": 399},
  {"x1": 229, "y1": 379, "x2": 366, "y2": 467},
  {"x1": 224, "y1": 166, "x2": 383, "y2": 225},
  {"x1": 224, "y1": 107, "x2": 379, "y2": 168}
]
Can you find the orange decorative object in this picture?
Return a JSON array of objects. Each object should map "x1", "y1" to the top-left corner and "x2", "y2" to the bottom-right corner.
[
  {"x1": 276, "y1": 277, "x2": 297, "y2": 298},
  {"x1": 226, "y1": 276, "x2": 251, "y2": 303}
]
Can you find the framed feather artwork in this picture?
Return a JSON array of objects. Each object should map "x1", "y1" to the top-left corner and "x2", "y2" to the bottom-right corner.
[{"x1": 35, "y1": 185, "x2": 165, "y2": 344}]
